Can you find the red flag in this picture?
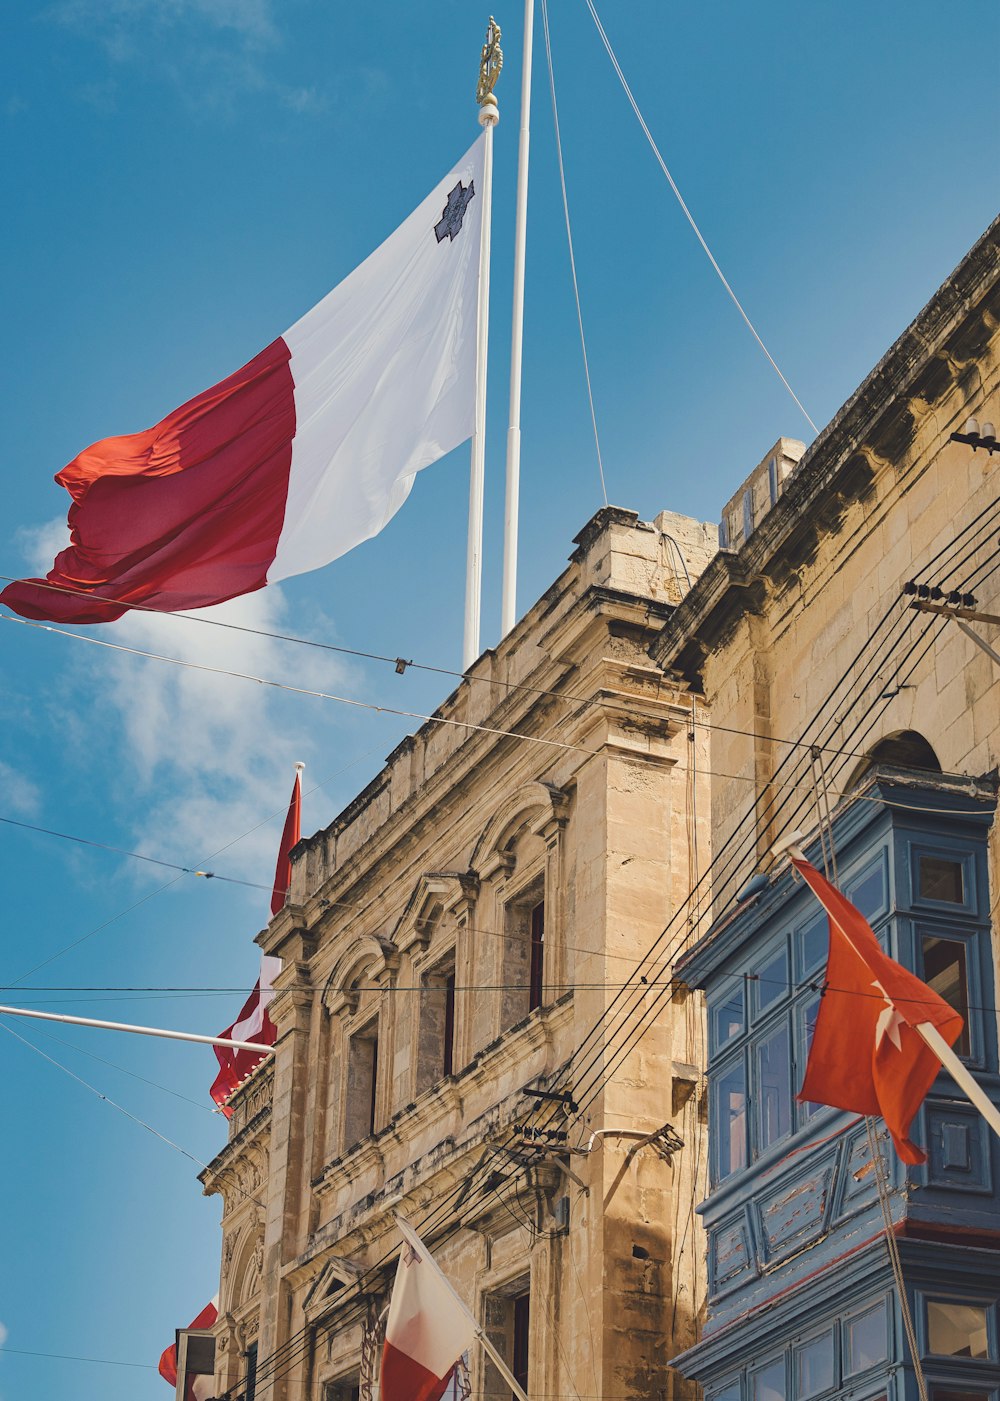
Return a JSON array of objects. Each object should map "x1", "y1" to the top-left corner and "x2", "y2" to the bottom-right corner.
[
  {"x1": 159, "y1": 1298, "x2": 218, "y2": 1400},
  {"x1": 211, "y1": 766, "x2": 302, "y2": 1113},
  {"x1": 0, "y1": 139, "x2": 485, "y2": 627},
  {"x1": 381, "y1": 1218, "x2": 476, "y2": 1401},
  {"x1": 791, "y1": 853, "x2": 964, "y2": 1164}
]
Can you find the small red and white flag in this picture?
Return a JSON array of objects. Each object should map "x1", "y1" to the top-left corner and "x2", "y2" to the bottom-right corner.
[
  {"x1": 2, "y1": 138, "x2": 485, "y2": 625},
  {"x1": 158, "y1": 1297, "x2": 218, "y2": 1401},
  {"x1": 211, "y1": 764, "x2": 302, "y2": 1113},
  {"x1": 790, "y1": 852, "x2": 964, "y2": 1164},
  {"x1": 381, "y1": 1217, "x2": 476, "y2": 1401}
]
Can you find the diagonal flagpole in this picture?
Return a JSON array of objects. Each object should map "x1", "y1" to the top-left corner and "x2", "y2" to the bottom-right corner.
[
  {"x1": 0, "y1": 1003, "x2": 275, "y2": 1053},
  {"x1": 393, "y1": 1214, "x2": 532, "y2": 1401},
  {"x1": 464, "y1": 18, "x2": 502, "y2": 670}
]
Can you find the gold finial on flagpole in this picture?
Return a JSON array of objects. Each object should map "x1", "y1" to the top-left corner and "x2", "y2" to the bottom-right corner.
[{"x1": 477, "y1": 15, "x2": 503, "y2": 120}]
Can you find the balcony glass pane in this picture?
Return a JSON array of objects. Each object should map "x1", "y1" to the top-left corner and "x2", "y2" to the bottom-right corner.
[
  {"x1": 922, "y1": 937, "x2": 971, "y2": 1057},
  {"x1": 756, "y1": 949, "x2": 789, "y2": 1014},
  {"x1": 844, "y1": 1301, "x2": 887, "y2": 1375},
  {"x1": 757, "y1": 1024, "x2": 791, "y2": 1151},
  {"x1": 715, "y1": 1062, "x2": 747, "y2": 1180},
  {"x1": 794, "y1": 1332, "x2": 834, "y2": 1397},
  {"x1": 797, "y1": 914, "x2": 828, "y2": 980},
  {"x1": 927, "y1": 1300, "x2": 989, "y2": 1359},
  {"x1": 712, "y1": 985, "x2": 744, "y2": 1053},
  {"x1": 751, "y1": 1359, "x2": 785, "y2": 1401},
  {"x1": 919, "y1": 856, "x2": 965, "y2": 905}
]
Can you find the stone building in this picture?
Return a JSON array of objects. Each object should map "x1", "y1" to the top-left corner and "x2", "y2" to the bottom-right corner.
[
  {"x1": 194, "y1": 505, "x2": 720, "y2": 1401},
  {"x1": 651, "y1": 217, "x2": 1000, "y2": 1401}
]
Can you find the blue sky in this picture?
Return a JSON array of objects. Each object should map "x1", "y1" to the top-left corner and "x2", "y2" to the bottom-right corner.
[{"x1": 1, "y1": 2, "x2": 998, "y2": 1397}]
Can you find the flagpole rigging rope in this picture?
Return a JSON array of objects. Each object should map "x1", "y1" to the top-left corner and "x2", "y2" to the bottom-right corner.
[
  {"x1": 581, "y1": 0, "x2": 819, "y2": 436},
  {"x1": 540, "y1": 0, "x2": 608, "y2": 508},
  {"x1": 864, "y1": 1116, "x2": 930, "y2": 1401}
]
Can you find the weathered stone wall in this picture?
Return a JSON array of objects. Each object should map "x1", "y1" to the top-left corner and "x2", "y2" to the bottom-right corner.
[{"x1": 201, "y1": 505, "x2": 718, "y2": 1401}]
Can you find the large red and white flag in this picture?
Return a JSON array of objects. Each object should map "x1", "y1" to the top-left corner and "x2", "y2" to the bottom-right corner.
[
  {"x1": 381, "y1": 1217, "x2": 476, "y2": 1401},
  {"x1": 791, "y1": 852, "x2": 964, "y2": 1164},
  {"x1": 158, "y1": 1297, "x2": 218, "y2": 1401},
  {"x1": 211, "y1": 765, "x2": 302, "y2": 1113},
  {"x1": 2, "y1": 138, "x2": 485, "y2": 625}
]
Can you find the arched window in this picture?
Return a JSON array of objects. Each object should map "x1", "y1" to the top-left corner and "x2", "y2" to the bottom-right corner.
[{"x1": 845, "y1": 729, "x2": 942, "y2": 790}]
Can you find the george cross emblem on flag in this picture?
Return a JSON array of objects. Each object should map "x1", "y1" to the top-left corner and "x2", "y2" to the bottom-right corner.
[
  {"x1": 434, "y1": 180, "x2": 476, "y2": 243},
  {"x1": 873, "y1": 979, "x2": 905, "y2": 1052}
]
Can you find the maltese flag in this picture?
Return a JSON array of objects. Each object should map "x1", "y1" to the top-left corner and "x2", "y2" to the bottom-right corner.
[
  {"x1": 381, "y1": 1217, "x2": 477, "y2": 1401},
  {"x1": 2, "y1": 137, "x2": 485, "y2": 624},
  {"x1": 790, "y1": 852, "x2": 964, "y2": 1163},
  {"x1": 211, "y1": 764, "x2": 302, "y2": 1113}
]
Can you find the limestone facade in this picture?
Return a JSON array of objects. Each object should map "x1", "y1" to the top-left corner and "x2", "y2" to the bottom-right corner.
[{"x1": 199, "y1": 506, "x2": 719, "y2": 1401}]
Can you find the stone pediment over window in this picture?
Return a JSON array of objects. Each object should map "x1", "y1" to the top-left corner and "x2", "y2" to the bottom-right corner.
[
  {"x1": 302, "y1": 1254, "x2": 368, "y2": 1325},
  {"x1": 321, "y1": 936, "x2": 399, "y2": 1017},
  {"x1": 469, "y1": 781, "x2": 570, "y2": 880},
  {"x1": 392, "y1": 871, "x2": 481, "y2": 953}
]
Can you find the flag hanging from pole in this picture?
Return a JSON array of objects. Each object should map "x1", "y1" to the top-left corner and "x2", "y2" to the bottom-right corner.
[
  {"x1": 381, "y1": 1217, "x2": 477, "y2": 1401},
  {"x1": 2, "y1": 138, "x2": 486, "y2": 625},
  {"x1": 211, "y1": 765, "x2": 302, "y2": 1112},
  {"x1": 790, "y1": 851, "x2": 964, "y2": 1164},
  {"x1": 158, "y1": 1297, "x2": 218, "y2": 1401}
]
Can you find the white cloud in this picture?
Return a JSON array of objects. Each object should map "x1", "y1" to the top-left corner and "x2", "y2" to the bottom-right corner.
[
  {"x1": 0, "y1": 761, "x2": 42, "y2": 819},
  {"x1": 14, "y1": 518, "x2": 359, "y2": 888},
  {"x1": 45, "y1": 0, "x2": 326, "y2": 115}
]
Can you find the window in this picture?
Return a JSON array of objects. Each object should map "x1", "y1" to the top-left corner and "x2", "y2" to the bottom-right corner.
[
  {"x1": 715, "y1": 1062, "x2": 747, "y2": 1181},
  {"x1": 922, "y1": 936, "x2": 971, "y2": 1057},
  {"x1": 710, "y1": 1382, "x2": 741, "y2": 1401},
  {"x1": 798, "y1": 993, "x2": 822, "y2": 1121},
  {"x1": 502, "y1": 880, "x2": 545, "y2": 1030},
  {"x1": 846, "y1": 858, "x2": 886, "y2": 923},
  {"x1": 796, "y1": 914, "x2": 828, "y2": 980},
  {"x1": 768, "y1": 456, "x2": 779, "y2": 505},
  {"x1": 919, "y1": 855, "x2": 965, "y2": 905},
  {"x1": 512, "y1": 1292, "x2": 531, "y2": 1399},
  {"x1": 757, "y1": 1024, "x2": 791, "y2": 1151},
  {"x1": 528, "y1": 901, "x2": 545, "y2": 1012},
  {"x1": 417, "y1": 955, "x2": 457, "y2": 1093},
  {"x1": 794, "y1": 1332, "x2": 834, "y2": 1397},
  {"x1": 932, "y1": 1391, "x2": 991, "y2": 1401},
  {"x1": 324, "y1": 1374, "x2": 360, "y2": 1401},
  {"x1": 844, "y1": 1300, "x2": 888, "y2": 1375},
  {"x1": 755, "y1": 949, "x2": 789, "y2": 1016},
  {"x1": 345, "y1": 1020, "x2": 379, "y2": 1146},
  {"x1": 483, "y1": 1281, "x2": 531, "y2": 1401},
  {"x1": 750, "y1": 1357, "x2": 785, "y2": 1401},
  {"x1": 244, "y1": 1342, "x2": 258, "y2": 1401},
  {"x1": 926, "y1": 1300, "x2": 990, "y2": 1359},
  {"x1": 719, "y1": 517, "x2": 731, "y2": 549},
  {"x1": 711, "y1": 985, "x2": 744, "y2": 1052}
]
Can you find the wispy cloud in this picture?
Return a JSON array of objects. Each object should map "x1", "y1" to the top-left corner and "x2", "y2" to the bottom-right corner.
[
  {"x1": 0, "y1": 761, "x2": 42, "y2": 819},
  {"x1": 18, "y1": 521, "x2": 358, "y2": 888},
  {"x1": 46, "y1": 0, "x2": 325, "y2": 115}
]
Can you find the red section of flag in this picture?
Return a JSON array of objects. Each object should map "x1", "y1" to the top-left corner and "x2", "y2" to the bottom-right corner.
[
  {"x1": 158, "y1": 1299, "x2": 218, "y2": 1393},
  {"x1": 271, "y1": 766, "x2": 302, "y2": 916},
  {"x1": 792, "y1": 854, "x2": 964, "y2": 1164},
  {"x1": 1, "y1": 339, "x2": 295, "y2": 624},
  {"x1": 211, "y1": 768, "x2": 301, "y2": 1113},
  {"x1": 381, "y1": 1343, "x2": 456, "y2": 1401}
]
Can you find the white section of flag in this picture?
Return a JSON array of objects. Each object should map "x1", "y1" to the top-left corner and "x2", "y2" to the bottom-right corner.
[
  {"x1": 230, "y1": 954, "x2": 281, "y2": 1043},
  {"x1": 267, "y1": 135, "x2": 486, "y2": 584},
  {"x1": 386, "y1": 1217, "x2": 477, "y2": 1381}
]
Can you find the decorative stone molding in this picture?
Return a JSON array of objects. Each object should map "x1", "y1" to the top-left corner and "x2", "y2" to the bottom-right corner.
[
  {"x1": 321, "y1": 935, "x2": 400, "y2": 1016},
  {"x1": 303, "y1": 1253, "x2": 370, "y2": 1325},
  {"x1": 391, "y1": 871, "x2": 481, "y2": 953},
  {"x1": 468, "y1": 781, "x2": 571, "y2": 879}
]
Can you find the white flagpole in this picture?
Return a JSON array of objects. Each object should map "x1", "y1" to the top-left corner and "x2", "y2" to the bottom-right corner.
[
  {"x1": 915, "y1": 1022, "x2": 1000, "y2": 1144},
  {"x1": 0, "y1": 1002, "x2": 275, "y2": 1054},
  {"x1": 464, "y1": 20, "x2": 502, "y2": 671},
  {"x1": 501, "y1": 0, "x2": 534, "y2": 639},
  {"x1": 393, "y1": 1214, "x2": 531, "y2": 1401}
]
